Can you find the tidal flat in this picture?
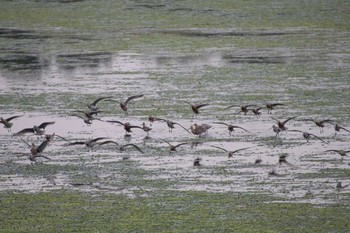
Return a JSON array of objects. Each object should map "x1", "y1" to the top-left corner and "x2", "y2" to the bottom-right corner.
[{"x1": 1, "y1": 0, "x2": 350, "y2": 232}]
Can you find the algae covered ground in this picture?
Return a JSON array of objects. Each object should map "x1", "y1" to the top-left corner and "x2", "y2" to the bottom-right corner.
[{"x1": 1, "y1": 0, "x2": 350, "y2": 232}]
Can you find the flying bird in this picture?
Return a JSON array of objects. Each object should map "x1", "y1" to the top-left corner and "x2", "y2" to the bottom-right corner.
[
  {"x1": 111, "y1": 94, "x2": 144, "y2": 115},
  {"x1": 185, "y1": 102, "x2": 209, "y2": 116},
  {"x1": 213, "y1": 122, "x2": 252, "y2": 136},
  {"x1": 325, "y1": 149, "x2": 350, "y2": 161},
  {"x1": 0, "y1": 115, "x2": 24, "y2": 131},
  {"x1": 14, "y1": 121, "x2": 55, "y2": 136},
  {"x1": 227, "y1": 104, "x2": 256, "y2": 115},
  {"x1": 107, "y1": 120, "x2": 144, "y2": 136},
  {"x1": 210, "y1": 145, "x2": 250, "y2": 158},
  {"x1": 160, "y1": 139, "x2": 187, "y2": 153},
  {"x1": 303, "y1": 118, "x2": 335, "y2": 133},
  {"x1": 288, "y1": 130, "x2": 328, "y2": 144},
  {"x1": 87, "y1": 96, "x2": 113, "y2": 111},
  {"x1": 262, "y1": 101, "x2": 285, "y2": 114},
  {"x1": 271, "y1": 116, "x2": 298, "y2": 131},
  {"x1": 190, "y1": 123, "x2": 212, "y2": 137}
]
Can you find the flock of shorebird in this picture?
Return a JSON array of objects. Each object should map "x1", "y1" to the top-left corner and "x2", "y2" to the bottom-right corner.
[{"x1": 1, "y1": 94, "x2": 350, "y2": 172}]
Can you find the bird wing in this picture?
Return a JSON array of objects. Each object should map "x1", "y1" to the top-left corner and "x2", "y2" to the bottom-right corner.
[
  {"x1": 68, "y1": 141, "x2": 86, "y2": 146},
  {"x1": 196, "y1": 104, "x2": 209, "y2": 109},
  {"x1": 310, "y1": 133, "x2": 328, "y2": 144},
  {"x1": 20, "y1": 138, "x2": 31, "y2": 148},
  {"x1": 6, "y1": 115, "x2": 24, "y2": 122},
  {"x1": 209, "y1": 145, "x2": 228, "y2": 153},
  {"x1": 174, "y1": 122, "x2": 191, "y2": 134},
  {"x1": 91, "y1": 96, "x2": 113, "y2": 105},
  {"x1": 339, "y1": 126, "x2": 350, "y2": 133},
  {"x1": 212, "y1": 122, "x2": 229, "y2": 127},
  {"x1": 226, "y1": 104, "x2": 240, "y2": 109},
  {"x1": 271, "y1": 103, "x2": 285, "y2": 107},
  {"x1": 287, "y1": 129, "x2": 303, "y2": 133},
  {"x1": 124, "y1": 94, "x2": 144, "y2": 104},
  {"x1": 129, "y1": 125, "x2": 144, "y2": 130},
  {"x1": 283, "y1": 116, "x2": 298, "y2": 124},
  {"x1": 36, "y1": 140, "x2": 50, "y2": 153},
  {"x1": 98, "y1": 140, "x2": 119, "y2": 146},
  {"x1": 231, "y1": 147, "x2": 250, "y2": 154},
  {"x1": 14, "y1": 128, "x2": 35, "y2": 135},
  {"x1": 90, "y1": 137, "x2": 108, "y2": 143},
  {"x1": 121, "y1": 144, "x2": 144, "y2": 154},
  {"x1": 38, "y1": 121, "x2": 55, "y2": 129},
  {"x1": 234, "y1": 126, "x2": 253, "y2": 134},
  {"x1": 107, "y1": 120, "x2": 124, "y2": 126},
  {"x1": 173, "y1": 142, "x2": 187, "y2": 149}
]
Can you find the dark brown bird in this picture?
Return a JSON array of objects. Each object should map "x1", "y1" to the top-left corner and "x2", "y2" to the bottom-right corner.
[
  {"x1": 336, "y1": 182, "x2": 349, "y2": 189},
  {"x1": 278, "y1": 154, "x2": 292, "y2": 166},
  {"x1": 193, "y1": 158, "x2": 202, "y2": 166},
  {"x1": 288, "y1": 130, "x2": 328, "y2": 144},
  {"x1": 303, "y1": 118, "x2": 334, "y2": 133},
  {"x1": 116, "y1": 94, "x2": 144, "y2": 115},
  {"x1": 185, "y1": 102, "x2": 209, "y2": 116},
  {"x1": 0, "y1": 115, "x2": 24, "y2": 131},
  {"x1": 271, "y1": 116, "x2": 298, "y2": 131},
  {"x1": 190, "y1": 123, "x2": 212, "y2": 137},
  {"x1": 157, "y1": 118, "x2": 191, "y2": 134},
  {"x1": 87, "y1": 96, "x2": 113, "y2": 111},
  {"x1": 107, "y1": 120, "x2": 144, "y2": 136},
  {"x1": 14, "y1": 121, "x2": 55, "y2": 136},
  {"x1": 334, "y1": 123, "x2": 350, "y2": 135},
  {"x1": 213, "y1": 122, "x2": 252, "y2": 136},
  {"x1": 210, "y1": 145, "x2": 250, "y2": 158},
  {"x1": 67, "y1": 137, "x2": 107, "y2": 148},
  {"x1": 141, "y1": 122, "x2": 152, "y2": 136},
  {"x1": 325, "y1": 149, "x2": 350, "y2": 161},
  {"x1": 250, "y1": 107, "x2": 264, "y2": 118},
  {"x1": 160, "y1": 139, "x2": 187, "y2": 153},
  {"x1": 21, "y1": 138, "x2": 52, "y2": 162},
  {"x1": 227, "y1": 104, "x2": 256, "y2": 115},
  {"x1": 262, "y1": 101, "x2": 285, "y2": 114}
]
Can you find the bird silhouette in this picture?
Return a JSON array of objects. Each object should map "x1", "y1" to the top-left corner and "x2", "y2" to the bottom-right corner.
[
  {"x1": 227, "y1": 104, "x2": 256, "y2": 115},
  {"x1": 21, "y1": 137, "x2": 52, "y2": 162},
  {"x1": 66, "y1": 137, "x2": 107, "y2": 148},
  {"x1": 107, "y1": 120, "x2": 144, "y2": 136},
  {"x1": 262, "y1": 101, "x2": 285, "y2": 114},
  {"x1": 14, "y1": 121, "x2": 55, "y2": 136},
  {"x1": 185, "y1": 101, "x2": 209, "y2": 116},
  {"x1": 0, "y1": 115, "x2": 24, "y2": 131},
  {"x1": 210, "y1": 145, "x2": 250, "y2": 158},
  {"x1": 250, "y1": 107, "x2": 264, "y2": 118},
  {"x1": 87, "y1": 96, "x2": 113, "y2": 111},
  {"x1": 334, "y1": 123, "x2": 350, "y2": 136},
  {"x1": 271, "y1": 116, "x2": 298, "y2": 131},
  {"x1": 157, "y1": 118, "x2": 191, "y2": 134},
  {"x1": 112, "y1": 94, "x2": 144, "y2": 115},
  {"x1": 213, "y1": 122, "x2": 252, "y2": 136},
  {"x1": 288, "y1": 130, "x2": 328, "y2": 144},
  {"x1": 193, "y1": 158, "x2": 202, "y2": 166},
  {"x1": 303, "y1": 118, "x2": 334, "y2": 133},
  {"x1": 190, "y1": 123, "x2": 212, "y2": 137},
  {"x1": 160, "y1": 139, "x2": 187, "y2": 153}
]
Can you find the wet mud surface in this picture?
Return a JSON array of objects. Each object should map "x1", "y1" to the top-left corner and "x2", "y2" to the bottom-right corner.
[{"x1": 0, "y1": 0, "x2": 350, "y2": 206}]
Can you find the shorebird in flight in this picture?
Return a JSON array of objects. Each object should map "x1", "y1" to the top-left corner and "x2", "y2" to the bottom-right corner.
[
  {"x1": 14, "y1": 121, "x2": 55, "y2": 136},
  {"x1": 213, "y1": 122, "x2": 252, "y2": 136},
  {"x1": 1, "y1": 115, "x2": 24, "y2": 131},
  {"x1": 210, "y1": 145, "x2": 250, "y2": 158}
]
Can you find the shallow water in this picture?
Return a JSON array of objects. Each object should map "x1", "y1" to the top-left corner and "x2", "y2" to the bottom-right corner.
[{"x1": 0, "y1": 0, "x2": 350, "y2": 205}]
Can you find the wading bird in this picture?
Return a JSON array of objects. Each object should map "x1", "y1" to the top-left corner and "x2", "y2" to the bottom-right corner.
[
  {"x1": 288, "y1": 130, "x2": 328, "y2": 144},
  {"x1": 262, "y1": 101, "x2": 285, "y2": 114},
  {"x1": 185, "y1": 102, "x2": 209, "y2": 116},
  {"x1": 210, "y1": 145, "x2": 250, "y2": 158},
  {"x1": 141, "y1": 122, "x2": 152, "y2": 136},
  {"x1": 14, "y1": 121, "x2": 55, "y2": 136},
  {"x1": 112, "y1": 94, "x2": 144, "y2": 115},
  {"x1": 66, "y1": 137, "x2": 107, "y2": 148},
  {"x1": 157, "y1": 118, "x2": 191, "y2": 134},
  {"x1": 21, "y1": 137, "x2": 53, "y2": 162},
  {"x1": 160, "y1": 139, "x2": 187, "y2": 153},
  {"x1": 271, "y1": 116, "x2": 298, "y2": 131},
  {"x1": 303, "y1": 118, "x2": 334, "y2": 133},
  {"x1": 0, "y1": 115, "x2": 24, "y2": 131},
  {"x1": 250, "y1": 107, "x2": 264, "y2": 118},
  {"x1": 227, "y1": 104, "x2": 256, "y2": 115},
  {"x1": 107, "y1": 120, "x2": 144, "y2": 136},
  {"x1": 190, "y1": 123, "x2": 212, "y2": 137},
  {"x1": 334, "y1": 123, "x2": 350, "y2": 136},
  {"x1": 213, "y1": 122, "x2": 252, "y2": 136},
  {"x1": 87, "y1": 96, "x2": 113, "y2": 111}
]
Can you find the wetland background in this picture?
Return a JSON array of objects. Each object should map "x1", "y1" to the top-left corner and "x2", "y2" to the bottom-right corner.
[{"x1": 0, "y1": 0, "x2": 350, "y2": 232}]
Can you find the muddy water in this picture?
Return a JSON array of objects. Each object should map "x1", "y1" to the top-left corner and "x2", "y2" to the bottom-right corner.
[{"x1": 0, "y1": 0, "x2": 350, "y2": 204}]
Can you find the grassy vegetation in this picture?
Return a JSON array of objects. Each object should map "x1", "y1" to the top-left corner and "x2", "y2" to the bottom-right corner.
[{"x1": 0, "y1": 190, "x2": 349, "y2": 232}]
